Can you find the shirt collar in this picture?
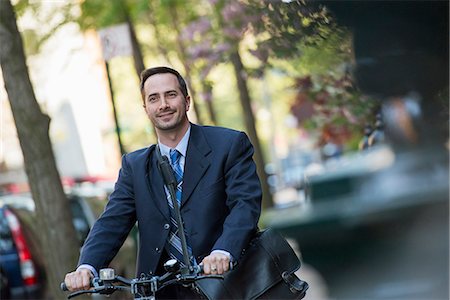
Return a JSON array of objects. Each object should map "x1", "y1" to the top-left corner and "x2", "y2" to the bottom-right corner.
[{"x1": 158, "y1": 125, "x2": 191, "y2": 159}]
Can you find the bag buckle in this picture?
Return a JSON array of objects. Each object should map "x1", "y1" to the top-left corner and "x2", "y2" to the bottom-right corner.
[{"x1": 282, "y1": 271, "x2": 309, "y2": 295}]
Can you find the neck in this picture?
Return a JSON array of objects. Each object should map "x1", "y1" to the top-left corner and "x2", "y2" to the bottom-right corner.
[{"x1": 157, "y1": 121, "x2": 190, "y2": 148}]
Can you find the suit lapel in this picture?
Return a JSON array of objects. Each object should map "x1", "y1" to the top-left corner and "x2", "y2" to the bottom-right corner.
[
  {"x1": 146, "y1": 146, "x2": 170, "y2": 221},
  {"x1": 182, "y1": 124, "x2": 211, "y2": 206}
]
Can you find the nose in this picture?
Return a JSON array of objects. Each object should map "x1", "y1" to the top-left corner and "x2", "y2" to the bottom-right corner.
[{"x1": 159, "y1": 97, "x2": 169, "y2": 110}]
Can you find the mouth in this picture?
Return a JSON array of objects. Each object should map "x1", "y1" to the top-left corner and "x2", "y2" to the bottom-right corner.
[{"x1": 157, "y1": 111, "x2": 175, "y2": 118}]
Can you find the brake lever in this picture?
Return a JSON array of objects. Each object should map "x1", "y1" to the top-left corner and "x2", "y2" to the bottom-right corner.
[
  {"x1": 67, "y1": 287, "x2": 105, "y2": 299},
  {"x1": 177, "y1": 273, "x2": 224, "y2": 284},
  {"x1": 67, "y1": 280, "x2": 124, "y2": 299}
]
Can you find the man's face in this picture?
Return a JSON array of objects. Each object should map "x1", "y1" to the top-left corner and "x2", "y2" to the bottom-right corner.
[{"x1": 143, "y1": 73, "x2": 190, "y2": 131}]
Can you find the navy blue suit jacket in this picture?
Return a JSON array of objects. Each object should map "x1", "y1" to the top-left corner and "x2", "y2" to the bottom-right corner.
[{"x1": 79, "y1": 124, "x2": 262, "y2": 275}]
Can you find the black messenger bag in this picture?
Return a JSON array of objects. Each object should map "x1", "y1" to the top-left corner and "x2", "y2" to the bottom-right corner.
[{"x1": 197, "y1": 228, "x2": 309, "y2": 299}]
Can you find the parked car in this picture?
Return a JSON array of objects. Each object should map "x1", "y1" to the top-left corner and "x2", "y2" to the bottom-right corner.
[
  {"x1": 0, "y1": 193, "x2": 136, "y2": 299},
  {"x1": 0, "y1": 203, "x2": 40, "y2": 299}
]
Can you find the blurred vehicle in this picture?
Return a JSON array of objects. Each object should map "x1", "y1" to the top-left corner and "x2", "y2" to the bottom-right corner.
[
  {"x1": 0, "y1": 193, "x2": 95, "y2": 247},
  {"x1": 0, "y1": 192, "x2": 135, "y2": 299},
  {"x1": 0, "y1": 204, "x2": 40, "y2": 299},
  {"x1": 264, "y1": 145, "x2": 449, "y2": 299}
]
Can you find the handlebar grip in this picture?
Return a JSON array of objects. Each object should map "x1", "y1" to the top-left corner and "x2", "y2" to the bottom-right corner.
[
  {"x1": 60, "y1": 279, "x2": 95, "y2": 292},
  {"x1": 61, "y1": 282, "x2": 68, "y2": 291}
]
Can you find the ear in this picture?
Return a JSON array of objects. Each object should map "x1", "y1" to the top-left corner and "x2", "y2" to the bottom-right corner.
[{"x1": 185, "y1": 95, "x2": 191, "y2": 111}]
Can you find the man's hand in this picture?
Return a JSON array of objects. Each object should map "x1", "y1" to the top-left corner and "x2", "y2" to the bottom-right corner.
[
  {"x1": 201, "y1": 252, "x2": 230, "y2": 275},
  {"x1": 64, "y1": 268, "x2": 93, "y2": 291}
]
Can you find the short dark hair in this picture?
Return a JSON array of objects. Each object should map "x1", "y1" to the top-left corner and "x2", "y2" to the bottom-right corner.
[{"x1": 140, "y1": 67, "x2": 189, "y2": 101}]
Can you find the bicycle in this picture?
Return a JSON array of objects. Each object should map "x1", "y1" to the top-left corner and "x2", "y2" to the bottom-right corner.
[{"x1": 61, "y1": 259, "x2": 222, "y2": 299}]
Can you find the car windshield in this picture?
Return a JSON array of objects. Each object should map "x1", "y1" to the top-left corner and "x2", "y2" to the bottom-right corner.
[{"x1": 0, "y1": 195, "x2": 35, "y2": 211}]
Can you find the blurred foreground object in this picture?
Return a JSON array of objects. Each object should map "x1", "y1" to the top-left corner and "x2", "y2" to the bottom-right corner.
[
  {"x1": 263, "y1": 1, "x2": 449, "y2": 299},
  {"x1": 329, "y1": 0, "x2": 449, "y2": 147},
  {"x1": 264, "y1": 144, "x2": 448, "y2": 299}
]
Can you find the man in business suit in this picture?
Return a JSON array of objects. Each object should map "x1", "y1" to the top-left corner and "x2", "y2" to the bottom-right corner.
[{"x1": 64, "y1": 66, "x2": 262, "y2": 298}]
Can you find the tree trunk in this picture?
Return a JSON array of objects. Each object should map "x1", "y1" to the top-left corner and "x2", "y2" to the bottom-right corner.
[
  {"x1": 146, "y1": 6, "x2": 176, "y2": 66},
  {"x1": 202, "y1": 81, "x2": 217, "y2": 125},
  {"x1": 168, "y1": 8, "x2": 205, "y2": 125},
  {"x1": 0, "y1": 1, "x2": 79, "y2": 298},
  {"x1": 122, "y1": 1, "x2": 158, "y2": 143},
  {"x1": 105, "y1": 61, "x2": 127, "y2": 156},
  {"x1": 229, "y1": 50, "x2": 274, "y2": 208},
  {"x1": 120, "y1": 0, "x2": 145, "y2": 78},
  {"x1": 126, "y1": 15, "x2": 145, "y2": 78}
]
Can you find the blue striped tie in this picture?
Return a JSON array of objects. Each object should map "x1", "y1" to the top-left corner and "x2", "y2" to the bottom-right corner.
[{"x1": 165, "y1": 149, "x2": 195, "y2": 266}]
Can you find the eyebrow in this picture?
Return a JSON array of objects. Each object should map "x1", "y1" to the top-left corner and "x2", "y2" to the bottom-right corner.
[
  {"x1": 147, "y1": 90, "x2": 178, "y2": 99},
  {"x1": 147, "y1": 93, "x2": 158, "y2": 100}
]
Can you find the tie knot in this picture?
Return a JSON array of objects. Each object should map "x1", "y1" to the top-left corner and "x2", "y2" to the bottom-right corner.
[{"x1": 169, "y1": 149, "x2": 181, "y2": 165}]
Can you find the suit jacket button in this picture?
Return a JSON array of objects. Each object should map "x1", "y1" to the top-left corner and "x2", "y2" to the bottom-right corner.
[
  {"x1": 164, "y1": 223, "x2": 170, "y2": 230},
  {"x1": 155, "y1": 247, "x2": 160, "y2": 253}
]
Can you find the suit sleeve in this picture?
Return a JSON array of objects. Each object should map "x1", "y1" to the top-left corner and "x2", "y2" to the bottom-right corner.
[
  {"x1": 78, "y1": 154, "x2": 137, "y2": 271},
  {"x1": 212, "y1": 132, "x2": 262, "y2": 261}
]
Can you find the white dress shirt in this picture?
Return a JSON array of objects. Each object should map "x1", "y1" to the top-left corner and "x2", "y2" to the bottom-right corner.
[{"x1": 158, "y1": 126, "x2": 232, "y2": 263}]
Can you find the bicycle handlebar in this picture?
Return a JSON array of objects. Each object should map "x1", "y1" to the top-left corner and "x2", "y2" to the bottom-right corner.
[
  {"x1": 60, "y1": 282, "x2": 69, "y2": 291},
  {"x1": 60, "y1": 275, "x2": 132, "y2": 291},
  {"x1": 61, "y1": 263, "x2": 221, "y2": 299}
]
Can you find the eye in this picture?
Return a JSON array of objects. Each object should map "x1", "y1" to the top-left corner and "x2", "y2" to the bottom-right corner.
[
  {"x1": 147, "y1": 96, "x2": 158, "y2": 103},
  {"x1": 167, "y1": 92, "x2": 177, "y2": 98}
]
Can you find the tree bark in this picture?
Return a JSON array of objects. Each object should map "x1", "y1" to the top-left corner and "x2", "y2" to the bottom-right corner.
[
  {"x1": 168, "y1": 7, "x2": 205, "y2": 125},
  {"x1": 120, "y1": 0, "x2": 145, "y2": 78},
  {"x1": 229, "y1": 50, "x2": 274, "y2": 208},
  {"x1": 202, "y1": 81, "x2": 217, "y2": 125},
  {"x1": 146, "y1": 6, "x2": 175, "y2": 66},
  {"x1": 125, "y1": 14, "x2": 145, "y2": 78},
  {"x1": 121, "y1": 1, "x2": 158, "y2": 143},
  {"x1": 0, "y1": 1, "x2": 79, "y2": 298}
]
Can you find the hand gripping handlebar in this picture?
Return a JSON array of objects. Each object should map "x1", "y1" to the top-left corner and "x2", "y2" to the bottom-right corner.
[{"x1": 61, "y1": 263, "x2": 221, "y2": 299}]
